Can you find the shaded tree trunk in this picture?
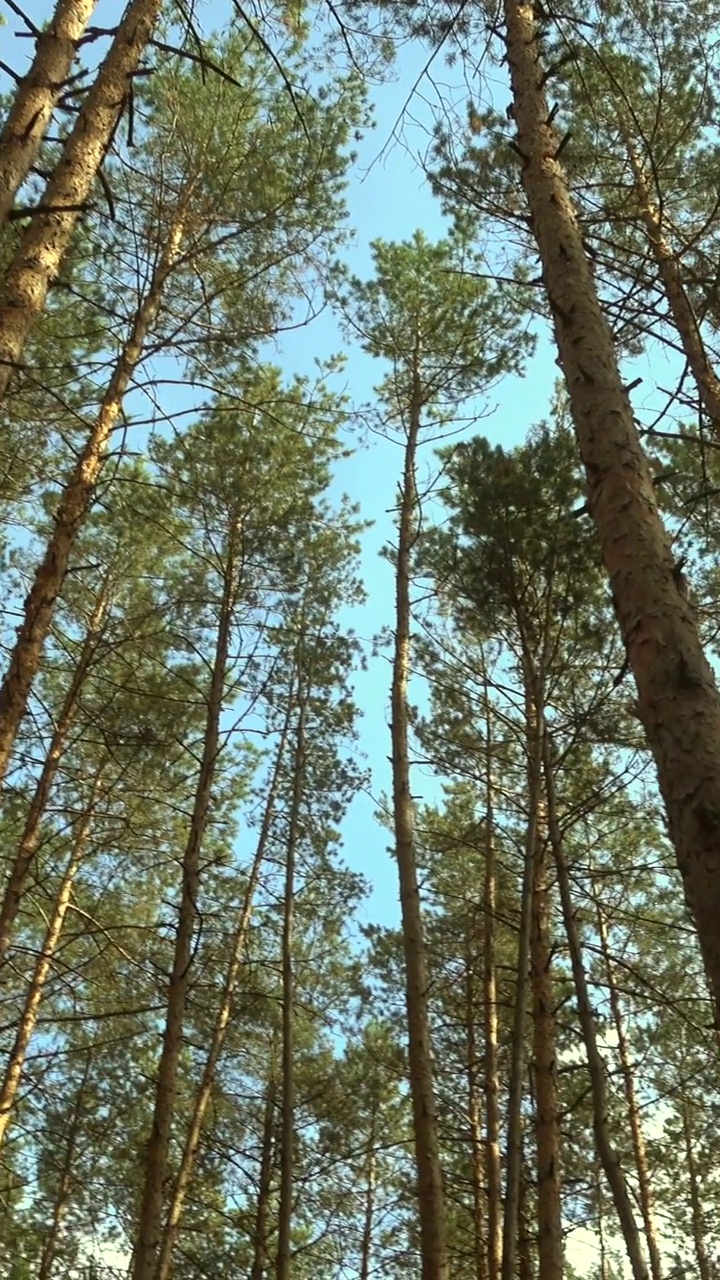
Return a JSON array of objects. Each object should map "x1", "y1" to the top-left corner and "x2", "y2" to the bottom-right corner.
[
  {"x1": 250, "y1": 1065, "x2": 278, "y2": 1280},
  {"x1": 359, "y1": 1115, "x2": 377, "y2": 1280},
  {"x1": 155, "y1": 698, "x2": 294, "y2": 1280},
  {"x1": 391, "y1": 354, "x2": 448, "y2": 1280},
  {"x1": 0, "y1": 0, "x2": 97, "y2": 227},
  {"x1": 465, "y1": 940, "x2": 486, "y2": 1280},
  {"x1": 482, "y1": 700, "x2": 502, "y2": 1280},
  {"x1": 37, "y1": 1050, "x2": 93, "y2": 1280},
  {"x1": 681, "y1": 1092, "x2": 712, "y2": 1280},
  {"x1": 594, "y1": 893, "x2": 663, "y2": 1280},
  {"x1": 131, "y1": 546, "x2": 236, "y2": 1280},
  {"x1": 0, "y1": 769, "x2": 102, "y2": 1147},
  {"x1": 0, "y1": 205, "x2": 187, "y2": 782},
  {"x1": 542, "y1": 733, "x2": 649, "y2": 1280},
  {"x1": 0, "y1": 0, "x2": 163, "y2": 405},
  {"x1": 0, "y1": 585, "x2": 108, "y2": 962},
  {"x1": 276, "y1": 685, "x2": 307, "y2": 1280},
  {"x1": 518, "y1": 1131, "x2": 535, "y2": 1280},
  {"x1": 502, "y1": 0, "x2": 720, "y2": 1023}
]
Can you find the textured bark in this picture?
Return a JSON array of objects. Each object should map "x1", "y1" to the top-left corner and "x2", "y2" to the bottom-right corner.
[
  {"x1": 131, "y1": 552, "x2": 235, "y2": 1280},
  {"x1": 502, "y1": 0, "x2": 720, "y2": 1023},
  {"x1": 391, "y1": 359, "x2": 448, "y2": 1280},
  {"x1": 0, "y1": 773, "x2": 101, "y2": 1148},
  {"x1": 37, "y1": 1051, "x2": 93, "y2": 1280},
  {"x1": 501, "y1": 691, "x2": 543, "y2": 1280},
  {"x1": 621, "y1": 125, "x2": 720, "y2": 434},
  {"x1": 530, "y1": 821, "x2": 563, "y2": 1280},
  {"x1": 482, "y1": 735, "x2": 502, "y2": 1280},
  {"x1": 0, "y1": 208, "x2": 186, "y2": 783},
  {"x1": 595, "y1": 897, "x2": 663, "y2": 1280},
  {"x1": 276, "y1": 689, "x2": 307, "y2": 1280},
  {"x1": 0, "y1": 0, "x2": 163, "y2": 405},
  {"x1": 465, "y1": 942, "x2": 486, "y2": 1280},
  {"x1": 250, "y1": 1067, "x2": 278, "y2": 1280},
  {"x1": 543, "y1": 734, "x2": 649, "y2": 1280},
  {"x1": 681, "y1": 1094, "x2": 712, "y2": 1280},
  {"x1": 0, "y1": 586, "x2": 107, "y2": 962},
  {"x1": 155, "y1": 703, "x2": 293, "y2": 1280},
  {"x1": 0, "y1": 0, "x2": 97, "y2": 226}
]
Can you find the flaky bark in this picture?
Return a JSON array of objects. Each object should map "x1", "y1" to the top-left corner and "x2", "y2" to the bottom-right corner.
[
  {"x1": 0, "y1": 0, "x2": 163, "y2": 405},
  {"x1": 542, "y1": 734, "x2": 649, "y2": 1280},
  {"x1": 131, "y1": 545, "x2": 235, "y2": 1280},
  {"x1": 503, "y1": 0, "x2": 720, "y2": 1023},
  {"x1": 0, "y1": 586, "x2": 108, "y2": 961},
  {"x1": 594, "y1": 896, "x2": 663, "y2": 1280},
  {"x1": 0, "y1": 771, "x2": 101, "y2": 1148},
  {"x1": 391, "y1": 354, "x2": 448, "y2": 1280},
  {"x1": 155, "y1": 701, "x2": 293, "y2": 1280},
  {"x1": 276, "y1": 687, "x2": 307, "y2": 1280},
  {"x1": 530, "y1": 820, "x2": 563, "y2": 1280},
  {"x1": 501, "y1": 688, "x2": 543, "y2": 1280},
  {"x1": 0, "y1": 207, "x2": 187, "y2": 783},
  {"x1": 0, "y1": 0, "x2": 97, "y2": 226}
]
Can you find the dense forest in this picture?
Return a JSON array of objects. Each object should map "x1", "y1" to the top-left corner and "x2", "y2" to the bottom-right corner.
[{"x1": 2, "y1": 1, "x2": 720, "y2": 1278}]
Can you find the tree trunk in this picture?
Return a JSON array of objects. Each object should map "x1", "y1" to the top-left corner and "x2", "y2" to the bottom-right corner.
[
  {"x1": 465, "y1": 940, "x2": 486, "y2": 1280},
  {"x1": 0, "y1": 206, "x2": 187, "y2": 783},
  {"x1": 131, "y1": 550, "x2": 235, "y2": 1280},
  {"x1": 0, "y1": 769, "x2": 102, "y2": 1148},
  {"x1": 530, "y1": 821, "x2": 563, "y2": 1280},
  {"x1": 502, "y1": 0, "x2": 720, "y2": 1024},
  {"x1": 37, "y1": 1051, "x2": 93, "y2": 1280},
  {"x1": 0, "y1": 0, "x2": 163, "y2": 405},
  {"x1": 681, "y1": 1092, "x2": 712, "y2": 1280},
  {"x1": 594, "y1": 894, "x2": 663, "y2": 1280},
  {"x1": 0, "y1": 0, "x2": 97, "y2": 226},
  {"x1": 501, "y1": 686, "x2": 543, "y2": 1280},
  {"x1": 250, "y1": 1066, "x2": 278, "y2": 1280},
  {"x1": 359, "y1": 1115, "x2": 377, "y2": 1280},
  {"x1": 0, "y1": 585, "x2": 108, "y2": 962},
  {"x1": 518, "y1": 1131, "x2": 535, "y2": 1280},
  {"x1": 276, "y1": 686, "x2": 307, "y2": 1280},
  {"x1": 391, "y1": 358, "x2": 448, "y2": 1280},
  {"x1": 482, "y1": 711, "x2": 502, "y2": 1280},
  {"x1": 542, "y1": 733, "x2": 649, "y2": 1280},
  {"x1": 155, "y1": 698, "x2": 294, "y2": 1280}
]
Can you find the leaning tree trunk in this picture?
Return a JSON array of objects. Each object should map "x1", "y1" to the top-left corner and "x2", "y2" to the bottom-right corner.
[
  {"x1": 155, "y1": 699, "x2": 293, "y2": 1280},
  {"x1": 0, "y1": 767, "x2": 102, "y2": 1148},
  {"x1": 502, "y1": 0, "x2": 720, "y2": 1024},
  {"x1": 0, "y1": 203, "x2": 188, "y2": 784},
  {"x1": 542, "y1": 733, "x2": 649, "y2": 1280},
  {"x1": 0, "y1": 0, "x2": 163, "y2": 405},
  {"x1": 0, "y1": 585, "x2": 108, "y2": 962},
  {"x1": 391, "y1": 354, "x2": 448, "y2": 1280},
  {"x1": 0, "y1": 0, "x2": 97, "y2": 226},
  {"x1": 594, "y1": 892, "x2": 663, "y2": 1280},
  {"x1": 501, "y1": 683, "x2": 543, "y2": 1280},
  {"x1": 131, "y1": 547, "x2": 235, "y2": 1280}
]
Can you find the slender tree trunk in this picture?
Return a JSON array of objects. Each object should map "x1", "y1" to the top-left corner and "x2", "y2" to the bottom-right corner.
[
  {"x1": 155, "y1": 701, "x2": 294, "y2": 1280},
  {"x1": 391, "y1": 358, "x2": 448, "y2": 1280},
  {"x1": 465, "y1": 943, "x2": 486, "y2": 1280},
  {"x1": 502, "y1": 0, "x2": 720, "y2": 1023},
  {"x1": 359, "y1": 1115, "x2": 377, "y2": 1280},
  {"x1": 37, "y1": 1051, "x2": 93, "y2": 1280},
  {"x1": 276, "y1": 687, "x2": 307, "y2": 1280},
  {"x1": 482, "y1": 708, "x2": 502, "y2": 1280},
  {"x1": 681, "y1": 1092, "x2": 712, "y2": 1280},
  {"x1": 501, "y1": 687, "x2": 543, "y2": 1280},
  {"x1": 0, "y1": 770, "x2": 102, "y2": 1148},
  {"x1": 0, "y1": 207, "x2": 187, "y2": 783},
  {"x1": 594, "y1": 894, "x2": 663, "y2": 1280},
  {"x1": 620, "y1": 124, "x2": 720, "y2": 433},
  {"x1": 530, "y1": 819, "x2": 563, "y2": 1280},
  {"x1": 131, "y1": 551, "x2": 235, "y2": 1280},
  {"x1": 0, "y1": 0, "x2": 163, "y2": 405},
  {"x1": 0, "y1": 0, "x2": 97, "y2": 226},
  {"x1": 518, "y1": 1131, "x2": 535, "y2": 1280},
  {"x1": 250, "y1": 1066, "x2": 278, "y2": 1280},
  {"x1": 595, "y1": 1161, "x2": 609, "y2": 1280},
  {"x1": 0, "y1": 586, "x2": 108, "y2": 962},
  {"x1": 542, "y1": 733, "x2": 649, "y2": 1280}
]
